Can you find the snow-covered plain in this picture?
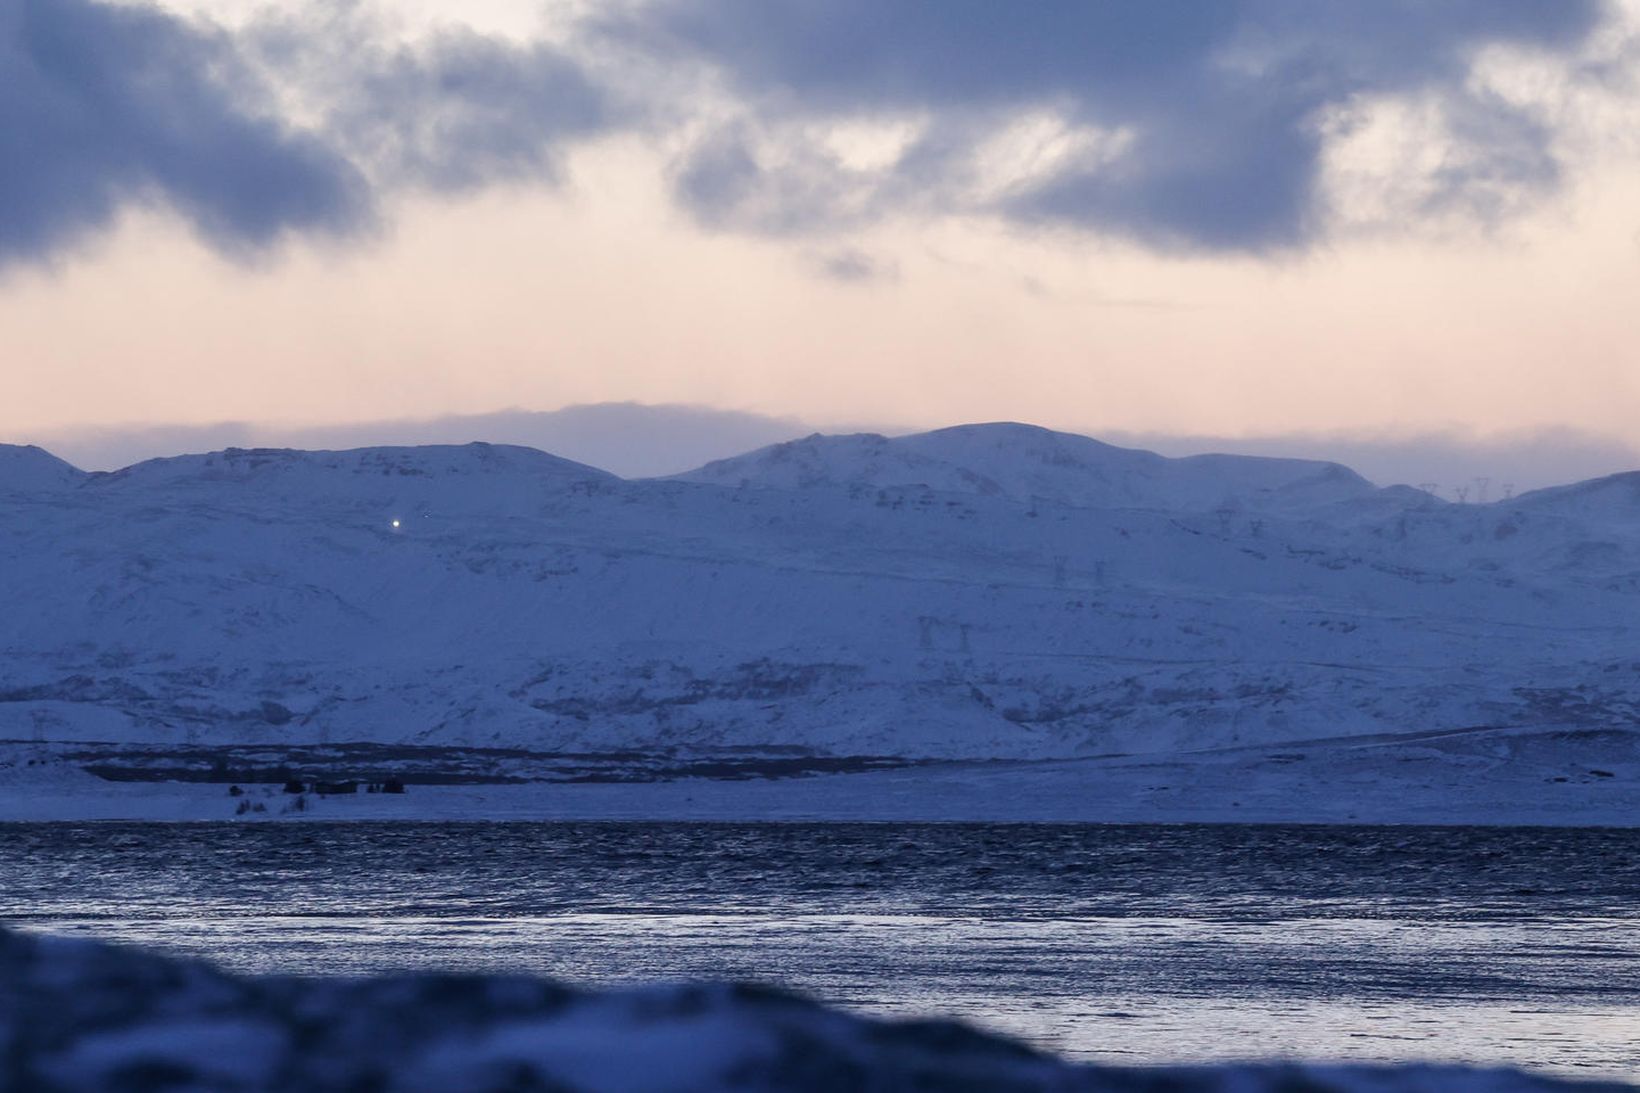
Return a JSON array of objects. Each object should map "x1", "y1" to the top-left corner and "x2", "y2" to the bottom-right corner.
[
  {"x1": 2, "y1": 423, "x2": 1638, "y2": 821},
  {"x1": 0, "y1": 927, "x2": 1628, "y2": 1092}
]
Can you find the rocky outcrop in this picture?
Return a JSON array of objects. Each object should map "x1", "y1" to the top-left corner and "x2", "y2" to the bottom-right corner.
[{"x1": 0, "y1": 929, "x2": 1627, "y2": 1092}]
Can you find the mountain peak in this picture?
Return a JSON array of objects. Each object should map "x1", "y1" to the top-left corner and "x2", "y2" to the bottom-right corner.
[
  {"x1": 676, "y1": 423, "x2": 1376, "y2": 513},
  {"x1": 82, "y1": 442, "x2": 616, "y2": 517},
  {"x1": 0, "y1": 444, "x2": 85, "y2": 493},
  {"x1": 100, "y1": 442, "x2": 613, "y2": 485}
]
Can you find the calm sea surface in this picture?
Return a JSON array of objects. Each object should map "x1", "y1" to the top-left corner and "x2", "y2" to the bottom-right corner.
[{"x1": 4, "y1": 822, "x2": 1639, "y2": 1080}]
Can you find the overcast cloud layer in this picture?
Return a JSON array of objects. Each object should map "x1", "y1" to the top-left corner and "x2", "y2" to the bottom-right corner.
[
  {"x1": 0, "y1": 0, "x2": 1623, "y2": 266},
  {"x1": 640, "y1": 0, "x2": 1608, "y2": 250}
]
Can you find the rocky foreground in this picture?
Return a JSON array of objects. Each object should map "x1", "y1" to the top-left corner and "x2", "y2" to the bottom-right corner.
[{"x1": 1, "y1": 928, "x2": 1629, "y2": 1092}]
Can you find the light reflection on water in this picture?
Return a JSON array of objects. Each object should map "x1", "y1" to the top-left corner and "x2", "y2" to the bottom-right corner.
[{"x1": 5, "y1": 822, "x2": 1640, "y2": 1078}]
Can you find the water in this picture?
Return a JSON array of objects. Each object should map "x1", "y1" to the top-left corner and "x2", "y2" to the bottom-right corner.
[{"x1": 4, "y1": 822, "x2": 1639, "y2": 1079}]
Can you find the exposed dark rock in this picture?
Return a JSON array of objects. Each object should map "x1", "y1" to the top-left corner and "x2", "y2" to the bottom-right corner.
[{"x1": 0, "y1": 929, "x2": 1626, "y2": 1093}]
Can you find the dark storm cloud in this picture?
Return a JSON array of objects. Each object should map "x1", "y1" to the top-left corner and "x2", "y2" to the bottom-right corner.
[
  {"x1": 629, "y1": 0, "x2": 1611, "y2": 251},
  {"x1": 0, "y1": 0, "x2": 616, "y2": 267},
  {"x1": 0, "y1": 0, "x2": 1617, "y2": 267},
  {"x1": 0, "y1": 0, "x2": 368, "y2": 264}
]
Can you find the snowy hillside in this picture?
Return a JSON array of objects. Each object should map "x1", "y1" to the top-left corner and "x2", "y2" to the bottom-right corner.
[
  {"x1": 1511, "y1": 471, "x2": 1640, "y2": 526},
  {"x1": 93, "y1": 443, "x2": 614, "y2": 515},
  {"x1": 0, "y1": 444, "x2": 84, "y2": 494},
  {"x1": 677, "y1": 423, "x2": 1377, "y2": 513},
  {"x1": 1, "y1": 425, "x2": 1638, "y2": 808}
]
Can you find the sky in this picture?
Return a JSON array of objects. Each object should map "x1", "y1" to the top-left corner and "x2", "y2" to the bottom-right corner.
[{"x1": 2, "y1": 0, "x2": 1638, "y2": 489}]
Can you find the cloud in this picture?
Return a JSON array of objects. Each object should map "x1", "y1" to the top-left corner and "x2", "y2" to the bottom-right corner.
[
  {"x1": 248, "y1": 11, "x2": 615, "y2": 195},
  {"x1": 0, "y1": 0, "x2": 1623, "y2": 267},
  {"x1": 806, "y1": 247, "x2": 897, "y2": 284},
  {"x1": 628, "y1": 0, "x2": 1613, "y2": 251},
  {"x1": 0, "y1": 0, "x2": 617, "y2": 267},
  {"x1": 0, "y1": 0, "x2": 369, "y2": 265}
]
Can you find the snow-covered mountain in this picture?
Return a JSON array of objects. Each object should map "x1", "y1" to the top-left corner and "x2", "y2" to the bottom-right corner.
[
  {"x1": 677, "y1": 422, "x2": 1377, "y2": 513},
  {"x1": 1, "y1": 425, "x2": 1637, "y2": 785},
  {"x1": 0, "y1": 444, "x2": 84, "y2": 494},
  {"x1": 1512, "y1": 470, "x2": 1640, "y2": 526},
  {"x1": 93, "y1": 443, "x2": 613, "y2": 515}
]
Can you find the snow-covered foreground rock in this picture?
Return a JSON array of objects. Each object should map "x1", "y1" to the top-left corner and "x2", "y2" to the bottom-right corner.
[
  {"x1": 0, "y1": 928, "x2": 1627, "y2": 1093},
  {"x1": 2, "y1": 422, "x2": 1638, "y2": 818}
]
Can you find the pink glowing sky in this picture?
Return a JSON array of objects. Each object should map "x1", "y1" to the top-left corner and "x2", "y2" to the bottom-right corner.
[{"x1": 3, "y1": 0, "x2": 1637, "y2": 479}]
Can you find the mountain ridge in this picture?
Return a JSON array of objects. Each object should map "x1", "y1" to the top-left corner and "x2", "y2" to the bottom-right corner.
[
  {"x1": 8, "y1": 422, "x2": 1637, "y2": 505},
  {"x1": 3, "y1": 421, "x2": 1639, "y2": 810},
  {"x1": 0, "y1": 443, "x2": 85, "y2": 493},
  {"x1": 673, "y1": 422, "x2": 1382, "y2": 513}
]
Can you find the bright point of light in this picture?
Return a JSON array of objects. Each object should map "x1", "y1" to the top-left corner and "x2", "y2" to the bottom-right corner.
[{"x1": 391, "y1": 519, "x2": 400, "y2": 529}]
